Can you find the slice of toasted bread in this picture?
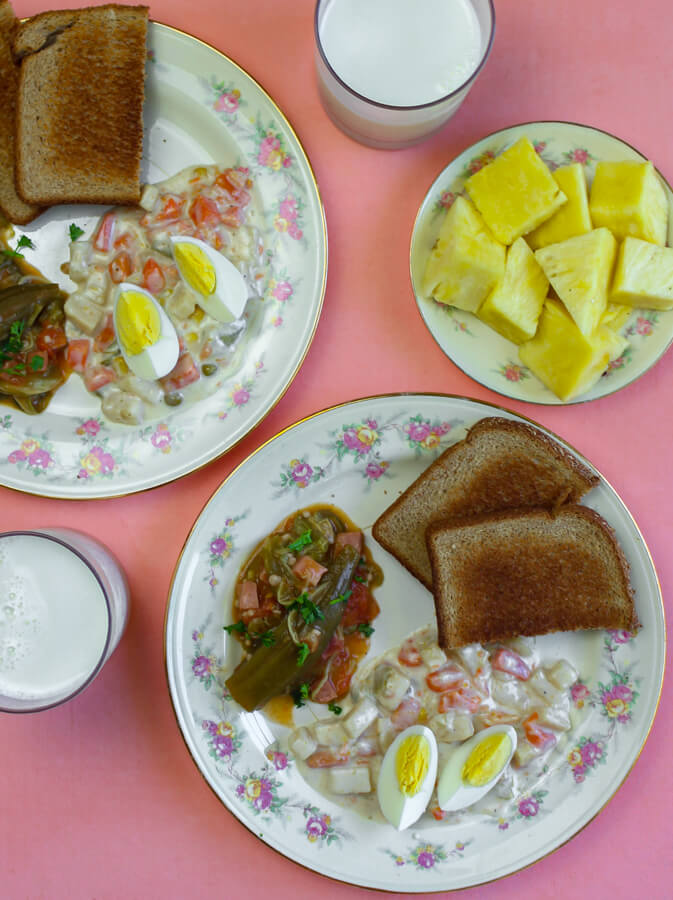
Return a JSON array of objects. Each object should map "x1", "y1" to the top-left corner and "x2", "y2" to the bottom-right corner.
[
  {"x1": 14, "y1": 4, "x2": 148, "y2": 207},
  {"x1": 0, "y1": 0, "x2": 41, "y2": 224},
  {"x1": 372, "y1": 416, "x2": 599, "y2": 589},
  {"x1": 427, "y1": 505, "x2": 635, "y2": 649}
]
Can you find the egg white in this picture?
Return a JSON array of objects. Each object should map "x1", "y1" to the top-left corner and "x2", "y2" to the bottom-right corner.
[
  {"x1": 437, "y1": 724, "x2": 517, "y2": 812},
  {"x1": 113, "y1": 283, "x2": 180, "y2": 380},
  {"x1": 377, "y1": 724, "x2": 438, "y2": 831},
  {"x1": 170, "y1": 235, "x2": 248, "y2": 323}
]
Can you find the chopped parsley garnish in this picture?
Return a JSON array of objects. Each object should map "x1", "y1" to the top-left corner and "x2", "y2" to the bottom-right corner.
[
  {"x1": 354, "y1": 575, "x2": 366, "y2": 583},
  {"x1": 69, "y1": 224, "x2": 85, "y2": 242},
  {"x1": 0, "y1": 320, "x2": 25, "y2": 366},
  {"x1": 30, "y1": 354, "x2": 46, "y2": 372},
  {"x1": 329, "y1": 589, "x2": 352, "y2": 606},
  {"x1": 223, "y1": 621, "x2": 247, "y2": 635},
  {"x1": 296, "y1": 642, "x2": 310, "y2": 666},
  {"x1": 357, "y1": 623, "x2": 375, "y2": 638},
  {"x1": 290, "y1": 592, "x2": 324, "y2": 625},
  {"x1": 1, "y1": 235, "x2": 34, "y2": 259},
  {"x1": 292, "y1": 682, "x2": 310, "y2": 708},
  {"x1": 328, "y1": 701, "x2": 342, "y2": 715},
  {"x1": 287, "y1": 529, "x2": 312, "y2": 552},
  {"x1": 258, "y1": 630, "x2": 276, "y2": 647}
]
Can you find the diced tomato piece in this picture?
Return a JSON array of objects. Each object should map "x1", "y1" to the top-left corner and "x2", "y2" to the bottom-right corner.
[
  {"x1": 491, "y1": 648, "x2": 531, "y2": 681},
  {"x1": 143, "y1": 258, "x2": 166, "y2": 294},
  {"x1": 425, "y1": 663, "x2": 465, "y2": 693},
  {"x1": 189, "y1": 195, "x2": 220, "y2": 227},
  {"x1": 83, "y1": 365, "x2": 116, "y2": 393},
  {"x1": 335, "y1": 531, "x2": 363, "y2": 554},
  {"x1": 113, "y1": 232, "x2": 135, "y2": 251},
  {"x1": 523, "y1": 713, "x2": 557, "y2": 752},
  {"x1": 327, "y1": 632, "x2": 369, "y2": 698},
  {"x1": 108, "y1": 251, "x2": 133, "y2": 283},
  {"x1": 311, "y1": 677, "x2": 338, "y2": 704},
  {"x1": 154, "y1": 193, "x2": 184, "y2": 222},
  {"x1": 26, "y1": 350, "x2": 48, "y2": 373},
  {"x1": 160, "y1": 353, "x2": 201, "y2": 392},
  {"x1": 220, "y1": 205, "x2": 242, "y2": 229},
  {"x1": 431, "y1": 806, "x2": 448, "y2": 821},
  {"x1": 398, "y1": 638, "x2": 423, "y2": 667},
  {"x1": 292, "y1": 555, "x2": 327, "y2": 586},
  {"x1": 237, "y1": 580, "x2": 259, "y2": 611},
  {"x1": 36, "y1": 325, "x2": 68, "y2": 353},
  {"x1": 438, "y1": 686, "x2": 483, "y2": 713},
  {"x1": 390, "y1": 696, "x2": 421, "y2": 731},
  {"x1": 306, "y1": 750, "x2": 350, "y2": 769},
  {"x1": 321, "y1": 633, "x2": 344, "y2": 661},
  {"x1": 340, "y1": 581, "x2": 379, "y2": 629},
  {"x1": 93, "y1": 315, "x2": 115, "y2": 352},
  {"x1": 66, "y1": 339, "x2": 90, "y2": 373},
  {"x1": 93, "y1": 212, "x2": 115, "y2": 251}
]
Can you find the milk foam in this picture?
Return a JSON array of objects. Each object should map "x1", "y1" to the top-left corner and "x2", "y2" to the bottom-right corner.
[
  {"x1": 0, "y1": 535, "x2": 109, "y2": 701},
  {"x1": 319, "y1": 0, "x2": 483, "y2": 106}
]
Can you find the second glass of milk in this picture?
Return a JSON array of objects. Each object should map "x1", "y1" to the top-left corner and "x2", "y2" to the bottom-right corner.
[
  {"x1": 314, "y1": 0, "x2": 495, "y2": 148},
  {"x1": 0, "y1": 529, "x2": 130, "y2": 713}
]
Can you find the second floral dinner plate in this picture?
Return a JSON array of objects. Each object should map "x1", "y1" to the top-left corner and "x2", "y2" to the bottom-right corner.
[
  {"x1": 165, "y1": 393, "x2": 664, "y2": 892},
  {"x1": 0, "y1": 23, "x2": 326, "y2": 498},
  {"x1": 409, "y1": 122, "x2": 673, "y2": 405}
]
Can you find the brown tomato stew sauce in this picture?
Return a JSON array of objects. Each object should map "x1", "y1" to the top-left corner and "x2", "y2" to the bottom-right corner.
[{"x1": 225, "y1": 505, "x2": 382, "y2": 715}]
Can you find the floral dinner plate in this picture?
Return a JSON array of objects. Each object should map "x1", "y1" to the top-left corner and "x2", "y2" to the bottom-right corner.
[
  {"x1": 0, "y1": 23, "x2": 326, "y2": 498},
  {"x1": 409, "y1": 122, "x2": 673, "y2": 405},
  {"x1": 165, "y1": 393, "x2": 664, "y2": 892}
]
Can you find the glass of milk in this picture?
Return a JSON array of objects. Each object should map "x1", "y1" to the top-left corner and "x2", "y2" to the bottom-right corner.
[
  {"x1": 314, "y1": 0, "x2": 495, "y2": 148},
  {"x1": 0, "y1": 529, "x2": 130, "y2": 713}
]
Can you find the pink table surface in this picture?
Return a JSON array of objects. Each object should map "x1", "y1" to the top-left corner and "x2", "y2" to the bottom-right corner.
[{"x1": 2, "y1": 0, "x2": 671, "y2": 897}]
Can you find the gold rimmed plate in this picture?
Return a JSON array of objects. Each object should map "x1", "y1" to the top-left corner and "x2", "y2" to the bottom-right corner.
[
  {"x1": 410, "y1": 122, "x2": 673, "y2": 405},
  {"x1": 165, "y1": 393, "x2": 664, "y2": 891},
  {"x1": 0, "y1": 22, "x2": 326, "y2": 498}
]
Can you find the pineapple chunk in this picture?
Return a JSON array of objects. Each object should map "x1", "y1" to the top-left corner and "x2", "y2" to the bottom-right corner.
[
  {"x1": 601, "y1": 302, "x2": 633, "y2": 332},
  {"x1": 610, "y1": 236, "x2": 673, "y2": 310},
  {"x1": 423, "y1": 195, "x2": 505, "y2": 312},
  {"x1": 519, "y1": 299, "x2": 627, "y2": 401},
  {"x1": 465, "y1": 137, "x2": 566, "y2": 245},
  {"x1": 527, "y1": 164, "x2": 592, "y2": 250},
  {"x1": 477, "y1": 238, "x2": 548, "y2": 343},
  {"x1": 535, "y1": 228, "x2": 617, "y2": 336},
  {"x1": 589, "y1": 161, "x2": 668, "y2": 246}
]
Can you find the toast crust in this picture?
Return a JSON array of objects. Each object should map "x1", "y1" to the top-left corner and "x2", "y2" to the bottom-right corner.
[
  {"x1": 372, "y1": 416, "x2": 599, "y2": 589},
  {"x1": 426, "y1": 505, "x2": 635, "y2": 649},
  {"x1": 0, "y1": 0, "x2": 42, "y2": 224},
  {"x1": 14, "y1": 4, "x2": 148, "y2": 207}
]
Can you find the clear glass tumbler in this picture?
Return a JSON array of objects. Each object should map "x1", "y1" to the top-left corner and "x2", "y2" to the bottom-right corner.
[
  {"x1": 0, "y1": 528, "x2": 130, "y2": 713},
  {"x1": 314, "y1": 0, "x2": 495, "y2": 149}
]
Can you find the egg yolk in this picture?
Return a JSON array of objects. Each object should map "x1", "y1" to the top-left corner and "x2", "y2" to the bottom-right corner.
[
  {"x1": 462, "y1": 733, "x2": 511, "y2": 787},
  {"x1": 116, "y1": 290, "x2": 160, "y2": 355},
  {"x1": 395, "y1": 734, "x2": 430, "y2": 797},
  {"x1": 173, "y1": 243, "x2": 216, "y2": 296}
]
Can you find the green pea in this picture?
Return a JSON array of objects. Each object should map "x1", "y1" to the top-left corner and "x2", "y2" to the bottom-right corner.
[
  {"x1": 201, "y1": 363, "x2": 217, "y2": 376},
  {"x1": 164, "y1": 391, "x2": 183, "y2": 407}
]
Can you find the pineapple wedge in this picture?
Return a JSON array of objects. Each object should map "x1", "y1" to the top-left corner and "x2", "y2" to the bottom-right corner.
[
  {"x1": 423, "y1": 195, "x2": 505, "y2": 312},
  {"x1": 465, "y1": 137, "x2": 566, "y2": 245},
  {"x1": 601, "y1": 302, "x2": 633, "y2": 332},
  {"x1": 534, "y1": 228, "x2": 617, "y2": 336},
  {"x1": 610, "y1": 236, "x2": 673, "y2": 309},
  {"x1": 527, "y1": 164, "x2": 592, "y2": 250},
  {"x1": 519, "y1": 299, "x2": 628, "y2": 401},
  {"x1": 477, "y1": 238, "x2": 548, "y2": 343},
  {"x1": 589, "y1": 161, "x2": 668, "y2": 246}
]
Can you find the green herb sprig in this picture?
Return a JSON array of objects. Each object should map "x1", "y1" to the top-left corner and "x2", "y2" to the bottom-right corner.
[
  {"x1": 292, "y1": 682, "x2": 310, "y2": 708},
  {"x1": 290, "y1": 592, "x2": 324, "y2": 625},
  {"x1": 287, "y1": 529, "x2": 312, "y2": 553},
  {"x1": 296, "y1": 642, "x2": 310, "y2": 666}
]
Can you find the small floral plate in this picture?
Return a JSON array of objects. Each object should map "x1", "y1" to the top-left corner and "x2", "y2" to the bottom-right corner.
[
  {"x1": 165, "y1": 393, "x2": 664, "y2": 892},
  {"x1": 409, "y1": 122, "x2": 673, "y2": 404},
  {"x1": 0, "y1": 23, "x2": 326, "y2": 498}
]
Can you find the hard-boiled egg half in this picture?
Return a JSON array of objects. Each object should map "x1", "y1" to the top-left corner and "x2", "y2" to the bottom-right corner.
[
  {"x1": 170, "y1": 235, "x2": 247, "y2": 323},
  {"x1": 113, "y1": 283, "x2": 179, "y2": 380},
  {"x1": 437, "y1": 724, "x2": 517, "y2": 812},
  {"x1": 377, "y1": 725, "x2": 438, "y2": 830}
]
